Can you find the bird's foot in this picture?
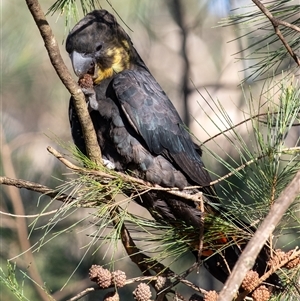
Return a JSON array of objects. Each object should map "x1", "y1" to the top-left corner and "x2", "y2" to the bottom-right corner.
[
  {"x1": 102, "y1": 158, "x2": 115, "y2": 170},
  {"x1": 81, "y1": 87, "x2": 99, "y2": 111}
]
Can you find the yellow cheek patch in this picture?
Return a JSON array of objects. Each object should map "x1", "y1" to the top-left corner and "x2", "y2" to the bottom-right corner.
[
  {"x1": 121, "y1": 39, "x2": 130, "y2": 51},
  {"x1": 106, "y1": 48, "x2": 114, "y2": 56},
  {"x1": 111, "y1": 46, "x2": 130, "y2": 73},
  {"x1": 94, "y1": 66, "x2": 114, "y2": 84},
  {"x1": 93, "y1": 46, "x2": 131, "y2": 84}
]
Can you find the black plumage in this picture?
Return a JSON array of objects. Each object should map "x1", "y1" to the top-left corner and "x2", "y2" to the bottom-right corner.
[{"x1": 66, "y1": 10, "x2": 282, "y2": 290}]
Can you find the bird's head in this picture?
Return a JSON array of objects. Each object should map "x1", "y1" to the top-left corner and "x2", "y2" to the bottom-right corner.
[{"x1": 66, "y1": 10, "x2": 134, "y2": 84}]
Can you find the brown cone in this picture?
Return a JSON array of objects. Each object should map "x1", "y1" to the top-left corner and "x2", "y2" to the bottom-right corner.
[
  {"x1": 252, "y1": 285, "x2": 271, "y2": 301},
  {"x1": 133, "y1": 283, "x2": 152, "y2": 301},
  {"x1": 203, "y1": 290, "x2": 218, "y2": 301},
  {"x1": 241, "y1": 270, "x2": 259, "y2": 292},
  {"x1": 111, "y1": 270, "x2": 126, "y2": 287}
]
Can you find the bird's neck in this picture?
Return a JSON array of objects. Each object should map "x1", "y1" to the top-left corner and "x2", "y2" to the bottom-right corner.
[{"x1": 93, "y1": 45, "x2": 149, "y2": 84}]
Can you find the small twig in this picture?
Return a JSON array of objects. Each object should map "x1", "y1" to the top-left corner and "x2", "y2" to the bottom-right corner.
[
  {"x1": 251, "y1": 0, "x2": 300, "y2": 66},
  {"x1": 67, "y1": 275, "x2": 165, "y2": 301},
  {"x1": 208, "y1": 155, "x2": 263, "y2": 186},
  {"x1": 219, "y1": 253, "x2": 232, "y2": 278},
  {"x1": 67, "y1": 287, "x2": 98, "y2": 301},
  {"x1": 48, "y1": 147, "x2": 174, "y2": 283},
  {"x1": 274, "y1": 19, "x2": 300, "y2": 34},
  {"x1": 158, "y1": 262, "x2": 200, "y2": 297},
  {"x1": 0, "y1": 209, "x2": 58, "y2": 218},
  {"x1": 0, "y1": 176, "x2": 72, "y2": 202},
  {"x1": 201, "y1": 111, "x2": 300, "y2": 146},
  {"x1": 208, "y1": 146, "x2": 300, "y2": 186},
  {"x1": 47, "y1": 145, "x2": 300, "y2": 196},
  {"x1": 259, "y1": 248, "x2": 300, "y2": 284},
  {"x1": 177, "y1": 278, "x2": 208, "y2": 295},
  {"x1": 251, "y1": 0, "x2": 300, "y2": 34},
  {"x1": 47, "y1": 147, "x2": 82, "y2": 171},
  {"x1": 4, "y1": 145, "x2": 299, "y2": 211},
  {"x1": 116, "y1": 208, "x2": 174, "y2": 276},
  {"x1": 47, "y1": 146, "x2": 149, "y2": 187},
  {"x1": 201, "y1": 112, "x2": 269, "y2": 145},
  {"x1": 197, "y1": 193, "x2": 205, "y2": 261},
  {"x1": 217, "y1": 170, "x2": 300, "y2": 301},
  {"x1": 236, "y1": 247, "x2": 300, "y2": 301}
]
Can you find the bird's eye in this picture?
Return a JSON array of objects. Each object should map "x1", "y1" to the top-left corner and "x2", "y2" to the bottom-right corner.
[{"x1": 96, "y1": 44, "x2": 103, "y2": 52}]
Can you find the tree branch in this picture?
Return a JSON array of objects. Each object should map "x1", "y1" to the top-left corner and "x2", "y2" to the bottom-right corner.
[
  {"x1": 217, "y1": 170, "x2": 300, "y2": 301},
  {"x1": 0, "y1": 176, "x2": 71, "y2": 202},
  {"x1": 0, "y1": 174, "x2": 174, "y2": 292},
  {"x1": 236, "y1": 248, "x2": 300, "y2": 301},
  {"x1": 252, "y1": 0, "x2": 300, "y2": 66},
  {"x1": 25, "y1": 0, "x2": 102, "y2": 165},
  {"x1": 200, "y1": 111, "x2": 300, "y2": 147},
  {"x1": 169, "y1": 0, "x2": 191, "y2": 126},
  {"x1": 24, "y1": 1, "x2": 169, "y2": 293},
  {"x1": 1, "y1": 127, "x2": 51, "y2": 301}
]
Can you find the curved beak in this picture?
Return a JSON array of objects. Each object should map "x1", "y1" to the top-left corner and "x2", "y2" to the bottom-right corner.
[{"x1": 69, "y1": 51, "x2": 95, "y2": 78}]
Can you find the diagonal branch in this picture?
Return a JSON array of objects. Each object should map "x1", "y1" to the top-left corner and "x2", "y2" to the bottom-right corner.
[
  {"x1": 24, "y1": 0, "x2": 167, "y2": 289},
  {"x1": 23, "y1": 0, "x2": 164, "y2": 292},
  {"x1": 217, "y1": 170, "x2": 300, "y2": 301},
  {"x1": 25, "y1": 0, "x2": 102, "y2": 165},
  {"x1": 252, "y1": 0, "x2": 300, "y2": 66}
]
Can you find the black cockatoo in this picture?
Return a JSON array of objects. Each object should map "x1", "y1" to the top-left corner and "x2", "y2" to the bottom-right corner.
[{"x1": 66, "y1": 9, "x2": 282, "y2": 292}]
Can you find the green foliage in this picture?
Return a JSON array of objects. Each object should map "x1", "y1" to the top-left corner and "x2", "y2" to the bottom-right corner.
[
  {"x1": 47, "y1": 0, "x2": 102, "y2": 28},
  {"x1": 0, "y1": 262, "x2": 31, "y2": 301},
  {"x1": 193, "y1": 78, "x2": 300, "y2": 299},
  {"x1": 28, "y1": 76, "x2": 300, "y2": 299},
  {"x1": 2, "y1": 1, "x2": 300, "y2": 300},
  {"x1": 220, "y1": 0, "x2": 300, "y2": 81},
  {"x1": 0, "y1": 262, "x2": 54, "y2": 301}
]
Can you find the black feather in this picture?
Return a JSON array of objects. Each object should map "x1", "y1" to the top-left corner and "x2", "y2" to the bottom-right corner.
[{"x1": 67, "y1": 9, "x2": 283, "y2": 292}]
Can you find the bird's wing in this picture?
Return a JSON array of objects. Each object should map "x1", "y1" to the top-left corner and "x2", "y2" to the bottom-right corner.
[{"x1": 112, "y1": 69, "x2": 212, "y2": 189}]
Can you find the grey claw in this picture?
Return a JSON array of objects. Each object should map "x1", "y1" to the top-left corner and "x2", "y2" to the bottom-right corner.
[
  {"x1": 103, "y1": 158, "x2": 115, "y2": 170},
  {"x1": 81, "y1": 87, "x2": 99, "y2": 111}
]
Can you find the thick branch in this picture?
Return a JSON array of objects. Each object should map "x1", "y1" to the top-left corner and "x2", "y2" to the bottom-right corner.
[
  {"x1": 25, "y1": 0, "x2": 102, "y2": 164},
  {"x1": 217, "y1": 170, "x2": 300, "y2": 301}
]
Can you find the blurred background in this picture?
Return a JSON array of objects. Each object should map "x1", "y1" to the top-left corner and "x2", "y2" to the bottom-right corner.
[{"x1": 1, "y1": 1, "x2": 299, "y2": 300}]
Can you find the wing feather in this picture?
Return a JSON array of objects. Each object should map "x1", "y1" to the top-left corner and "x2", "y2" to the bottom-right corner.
[{"x1": 112, "y1": 69, "x2": 213, "y2": 190}]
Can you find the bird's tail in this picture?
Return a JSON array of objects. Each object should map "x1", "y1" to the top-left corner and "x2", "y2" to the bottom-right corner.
[{"x1": 136, "y1": 191, "x2": 284, "y2": 293}]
